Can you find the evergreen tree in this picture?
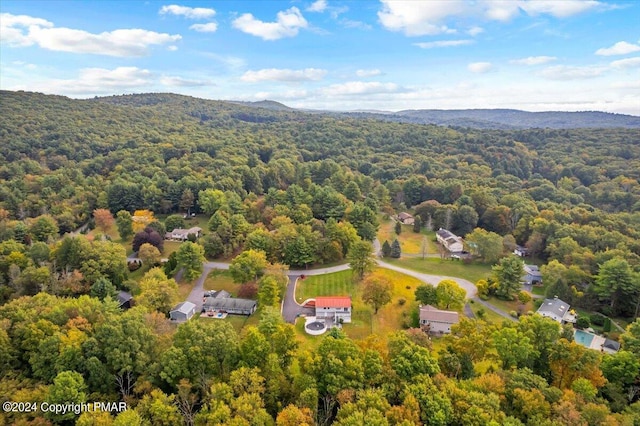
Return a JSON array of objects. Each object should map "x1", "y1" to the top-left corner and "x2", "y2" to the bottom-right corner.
[
  {"x1": 381, "y1": 240, "x2": 392, "y2": 258},
  {"x1": 412, "y1": 215, "x2": 422, "y2": 233},
  {"x1": 394, "y1": 221, "x2": 402, "y2": 235},
  {"x1": 390, "y1": 240, "x2": 401, "y2": 259}
]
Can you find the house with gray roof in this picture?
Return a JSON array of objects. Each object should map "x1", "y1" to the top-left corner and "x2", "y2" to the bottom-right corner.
[
  {"x1": 170, "y1": 301, "x2": 196, "y2": 322},
  {"x1": 203, "y1": 297, "x2": 257, "y2": 316},
  {"x1": 536, "y1": 296, "x2": 576, "y2": 324},
  {"x1": 419, "y1": 304, "x2": 459, "y2": 334},
  {"x1": 436, "y1": 228, "x2": 464, "y2": 253},
  {"x1": 522, "y1": 264, "x2": 542, "y2": 285}
]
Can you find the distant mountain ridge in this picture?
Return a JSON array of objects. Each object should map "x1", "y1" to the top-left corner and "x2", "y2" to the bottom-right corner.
[{"x1": 336, "y1": 108, "x2": 640, "y2": 130}]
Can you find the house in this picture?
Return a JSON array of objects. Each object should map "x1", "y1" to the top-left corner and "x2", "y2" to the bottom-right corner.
[
  {"x1": 203, "y1": 297, "x2": 257, "y2": 316},
  {"x1": 436, "y1": 228, "x2": 464, "y2": 253},
  {"x1": 204, "y1": 290, "x2": 231, "y2": 300},
  {"x1": 522, "y1": 264, "x2": 543, "y2": 285},
  {"x1": 514, "y1": 245, "x2": 529, "y2": 257},
  {"x1": 165, "y1": 227, "x2": 202, "y2": 241},
  {"x1": 315, "y1": 296, "x2": 352, "y2": 324},
  {"x1": 419, "y1": 304, "x2": 459, "y2": 334},
  {"x1": 117, "y1": 291, "x2": 133, "y2": 310},
  {"x1": 602, "y1": 339, "x2": 620, "y2": 354},
  {"x1": 536, "y1": 296, "x2": 576, "y2": 324},
  {"x1": 397, "y1": 212, "x2": 415, "y2": 225},
  {"x1": 170, "y1": 301, "x2": 197, "y2": 322}
]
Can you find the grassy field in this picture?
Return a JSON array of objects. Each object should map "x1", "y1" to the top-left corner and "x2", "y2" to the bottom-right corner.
[
  {"x1": 485, "y1": 295, "x2": 535, "y2": 316},
  {"x1": 204, "y1": 270, "x2": 241, "y2": 295},
  {"x1": 377, "y1": 217, "x2": 436, "y2": 255},
  {"x1": 296, "y1": 270, "x2": 354, "y2": 303},
  {"x1": 384, "y1": 257, "x2": 491, "y2": 284},
  {"x1": 295, "y1": 268, "x2": 426, "y2": 340},
  {"x1": 468, "y1": 300, "x2": 507, "y2": 324}
]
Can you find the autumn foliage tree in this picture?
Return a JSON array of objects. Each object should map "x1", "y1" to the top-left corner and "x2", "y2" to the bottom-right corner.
[
  {"x1": 93, "y1": 209, "x2": 115, "y2": 233},
  {"x1": 362, "y1": 274, "x2": 393, "y2": 314}
]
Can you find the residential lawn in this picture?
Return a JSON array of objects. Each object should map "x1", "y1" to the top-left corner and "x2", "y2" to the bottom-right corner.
[
  {"x1": 383, "y1": 257, "x2": 491, "y2": 284},
  {"x1": 377, "y1": 217, "x2": 436, "y2": 255},
  {"x1": 176, "y1": 280, "x2": 194, "y2": 301},
  {"x1": 485, "y1": 295, "x2": 535, "y2": 316},
  {"x1": 531, "y1": 285, "x2": 546, "y2": 296},
  {"x1": 469, "y1": 301, "x2": 507, "y2": 324},
  {"x1": 296, "y1": 268, "x2": 423, "y2": 340},
  {"x1": 197, "y1": 313, "x2": 249, "y2": 334},
  {"x1": 203, "y1": 270, "x2": 241, "y2": 295},
  {"x1": 296, "y1": 270, "x2": 354, "y2": 303},
  {"x1": 161, "y1": 240, "x2": 183, "y2": 258}
]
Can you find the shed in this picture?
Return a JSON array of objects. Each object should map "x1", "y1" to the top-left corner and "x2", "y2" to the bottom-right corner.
[
  {"x1": 170, "y1": 301, "x2": 197, "y2": 322},
  {"x1": 117, "y1": 291, "x2": 133, "y2": 310}
]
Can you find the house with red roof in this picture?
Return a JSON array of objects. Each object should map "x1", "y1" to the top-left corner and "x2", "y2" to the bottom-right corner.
[{"x1": 315, "y1": 296, "x2": 352, "y2": 324}]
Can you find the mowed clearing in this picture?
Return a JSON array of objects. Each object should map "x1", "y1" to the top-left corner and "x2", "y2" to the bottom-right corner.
[
  {"x1": 295, "y1": 268, "x2": 427, "y2": 340},
  {"x1": 377, "y1": 217, "x2": 436, "y2": 255}
]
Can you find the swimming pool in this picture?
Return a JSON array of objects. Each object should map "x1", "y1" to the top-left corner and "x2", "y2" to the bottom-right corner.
[{"x1": 574, "y1": 329, "x2": 595, "y2": 347}]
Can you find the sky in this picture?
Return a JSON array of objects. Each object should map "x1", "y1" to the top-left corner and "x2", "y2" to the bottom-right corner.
[{"x1": 1, "y1": 0, "x2": 639, "y2": 114}]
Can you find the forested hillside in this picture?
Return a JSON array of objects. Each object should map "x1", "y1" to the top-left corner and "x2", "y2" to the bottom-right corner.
[{"x1": 0, "y1": 90, "x2": 639, "y2": 425}]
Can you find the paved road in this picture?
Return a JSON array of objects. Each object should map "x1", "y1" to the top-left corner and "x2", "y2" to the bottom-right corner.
[
  {"x1": 187, "y1": 249, "x2": 519, "y2": 323},
  {"x1": 376, "y1": 259, "x2": 478, "y2": 298}
]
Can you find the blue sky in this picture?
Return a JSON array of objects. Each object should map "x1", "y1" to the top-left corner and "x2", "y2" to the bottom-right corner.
[{"x1": 1, "y1": 0, "x2": 639, "y2": 114}]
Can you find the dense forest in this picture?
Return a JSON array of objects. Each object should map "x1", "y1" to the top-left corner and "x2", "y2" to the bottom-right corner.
[{"x1": 0, "y1": 90, "x2": 639, "y2": 425}]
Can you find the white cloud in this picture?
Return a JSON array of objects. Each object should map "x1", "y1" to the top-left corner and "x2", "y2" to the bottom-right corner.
[
  {"x1": 468, "y1": 26, "x2": 484, "y2": 36},
  {"x1": 377, "y1": 0, "x2": 604, "y2": 36},
  {"x1": 168, "y1": 45, "x2": 178, "y2": 51},
  {"x1": 610, "y1": 57, "x2": 640, "y2": 69},
  {"x1": 159, "y1": 5, "x2": 216, "y2": 19},
  {"x1": 160, "y1": 76, "x2": 211, "y2": 87},
  {"x1": 190, "y1": 23, "x2": 218, "y2": 33},
  {"x1": 378, "y1": 1, "x2": 461, "y2": 36},
  {"x1": 340, "y1": 19, "x2": 372, "y2": 30},
  {"x1": 510, "y1": 56, "x2": 557, "y2": 65},
  {"x1": 595, "y1": 41, "x2": 640, "y2": 56},
  {"x1": 320, "y1": 81, "x2": 401, "y2": 96},
  {"x1": 356, "y1": 69, "x2": 382, "y2": 77},
  {"x1": 241, "y1": 68, "x2": 327, "y2": 83},
  {"x1": 0, "y1": 13, "x2": 180, "y2": 57},
  {"x1": 27, "y1": 67, "x2": 154, "y2": 95},
  {"x1": 468, "y1": 62, "x2": 493, "y2": 73},
  {"x1": 520, "y1": 0, "x2": 602, "y2": 18},
  {"x1": 307, "y1": 0, "x2": 328, "y2": 13},
  {"x1": 414, "y1": 40, "x2": 473, "y2": 49},
  {"x1": 232, "y1": 7, "x2": 308, "y2": 40},
  {"x1": 540, "y1": 65, "x2": 607, "y2": 80}
]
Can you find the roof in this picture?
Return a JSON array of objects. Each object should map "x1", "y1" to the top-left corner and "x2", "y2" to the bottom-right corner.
[
  {"x1": 171, "y1": 301, "x2": 196, "y2": 314},
  {"x1": 436, "y1": 228, "x2": 456, "y2": 239},
  {"x1": 523, "y1": 264, "x2": 542, "y2": 277},
  {"x1": 398, "y1": 212, "x2": 413, "y2": 220},
  {"x1": 603, "y1": 339, "x2": 620, "y2": 351},
  {"x1": 419, "y1": 305, "x2": 459, "y2": 323},
  {"x1": 315, "y1": 296, "x2": 351, "y2": 309},
  {"x1": 171, "y1": 227, "x2": 202, "y2": 236},
  {"x1": 203, "y1": 297, "x2": 257, "y2": 310},
  {"x1": 204, "y1": 290, "x2": 231, "y2": 299},
  {"x1": 537, "y1": 297, "x2": 570, "y2": 318},
  {"x1": 117, "y1": 291, "x2": 132, "y2": 304}
]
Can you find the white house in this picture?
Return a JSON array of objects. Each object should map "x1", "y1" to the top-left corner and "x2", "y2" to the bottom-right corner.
[
  {"x1": 166, "y1": 227, "x2": 202, "y2": 241},
  {"x1": 536, "y1": 297, "x2": 576, "y2": 324},
  {"x1": 419, "y1": 305, "x2": 459, "y2": 334},
  {"x1": 514, "y1": 245, "x2": 529, "y2": 257},
  {"x1": 397, "y1": 212, "x2": 415, "y2": 225},
  {"x1": 436, "y1": 228, "x2": 464, "y2": 253},
  {"x1": 170, "y1": 301, "x2": 196, "y2": 322},
  {"x1": 315, "y1": 296, "x2": 352, "y2": 324}
]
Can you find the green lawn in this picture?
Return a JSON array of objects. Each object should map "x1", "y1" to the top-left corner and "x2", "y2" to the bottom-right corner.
[
  {"x1": 296, "y1": 268, "x2": 426, "y2": 340},
  {"x1": 204, "y1": 270, "x2": 241, "y2": 296},
  {"x1": 485, "y1": 295, "x2": 534, "y2": 316},
  {"x1": 377, "y1": 217, "x2": 436, "y2": 255},
  {"x1": 296, "y1": 270, "x2": 354, "y2": 303},
  {"x1": 383, "y1": 257, "x2": 491, "y2": 284}
]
